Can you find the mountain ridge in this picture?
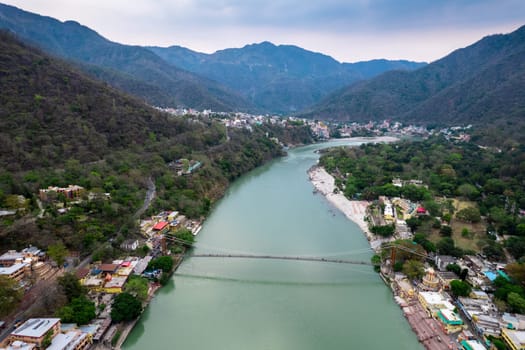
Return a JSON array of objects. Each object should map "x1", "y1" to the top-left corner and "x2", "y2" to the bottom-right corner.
[
  {"x1": 303, "y1": 24, "x2": 525, "y2": 140},
  {"x1": 0, "y1": 3, "x2": 253, "y2": 112},
  {"x1": 149, "y1": 41, "x2": 425, "y2": 113}
]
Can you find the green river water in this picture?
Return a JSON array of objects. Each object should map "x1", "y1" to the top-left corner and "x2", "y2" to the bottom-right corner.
[{"x1": 123, "y1": 138, "x2": 423, "y2": 350}]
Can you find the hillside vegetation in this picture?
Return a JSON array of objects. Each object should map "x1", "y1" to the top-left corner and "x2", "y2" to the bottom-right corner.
[
  {"x1": 150, "y1": 42, "x2": 425, "y2": 114},
  {"x1": 0, "y1": 32, "x2": 313, "y2": 253},
  {"x1": 0, "y1": 3, "x2": 251, "y2": 111},
  {"x1": 306, "y1": 25, "x2": 525, "y2": 143},
  {"x1": 319, "y1": 138, "x2": 525, "y2": 259}
]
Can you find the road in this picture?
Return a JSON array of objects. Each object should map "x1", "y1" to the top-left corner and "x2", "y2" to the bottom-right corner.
[{"x1": 133, "y1": 177, "x2": 156, "y2": 219}]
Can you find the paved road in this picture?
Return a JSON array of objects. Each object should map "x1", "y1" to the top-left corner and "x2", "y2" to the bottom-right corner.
[{"x1": 134, "y1": 177, "x2": 156, "y2": 219}]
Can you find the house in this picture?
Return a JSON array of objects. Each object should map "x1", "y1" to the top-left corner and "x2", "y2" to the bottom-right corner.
[
  {"x1": 39, "y1": 185, "x2": 84, "y2": 202},
  {"x1": 9, "y1": 319, "x2": 61, "y2": 348},
  {"x1": 102, "y1": 276, "x2": 127, "y2": 294},
  {"x1": 75, "y1": 268, "x2": 90, "y2": 284},
  {"x1": 152, "y1": 221, "x2": 169, "y2": 235},
  {"x1": 501, "y1": 329, "x2": 525, "y2": 350},
  {"x1": 436, "y1": 308, "x2": 464, "y2": 333},
  {"x1": 0, "y1": 263, "x2": 28, "y2": 282},
  {"x1": 47, "y1": 330, "x2": 91, "y2": 350},
  {"x1": 0, "y1": 250, "x2": 24, "y2": 266}
]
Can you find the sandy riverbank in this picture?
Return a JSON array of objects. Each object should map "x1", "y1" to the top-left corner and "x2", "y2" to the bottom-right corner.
[{"x1": 308, "y1": 166, "x2": 387, "y2": 250}]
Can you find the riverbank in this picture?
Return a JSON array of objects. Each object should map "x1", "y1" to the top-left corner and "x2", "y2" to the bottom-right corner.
[{"x1": 308, "y1": 165, "x2": 391, "y2": 250}]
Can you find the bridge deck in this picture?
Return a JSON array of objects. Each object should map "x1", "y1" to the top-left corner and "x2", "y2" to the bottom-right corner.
[{"x1": 187, "y1": 253, "x2": 372, "y2": 266}]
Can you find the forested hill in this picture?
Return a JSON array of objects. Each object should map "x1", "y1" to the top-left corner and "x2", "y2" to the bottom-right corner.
[
  {"x1": 304, "y1": 25, "x2": 525, "y2": 141},
  {"x1": 0, "y1": 31, "x2": 181, "y2": 171},
  {"x1": 0, "y1": 3, "x2": 251, "y2": 111},
  {"x1": 0, "y1": 31, "x2": 314, "y2": 252},
  {"x1": 149, "y1": 42, "x2": 425, "y2": 114}
]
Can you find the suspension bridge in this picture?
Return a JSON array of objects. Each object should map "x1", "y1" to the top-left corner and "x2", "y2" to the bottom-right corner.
[
  {"x1": 186, "y1": 253, "x2": 373, "y2": 266},
  {"x1": 165, "y1": 234, "x2": 430, "y2": 267}
]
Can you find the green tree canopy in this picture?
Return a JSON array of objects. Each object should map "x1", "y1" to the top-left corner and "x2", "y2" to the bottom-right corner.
[
  {"x1": 402, "y1": 260, "x2": 425, "y2": 280},
  {"x1": 56, "y1": 295, "x2": 95, "y2": 325},
  {"x1": 48, "y1": 242, "x2": 68, "y2": 267},
  {"x1": 508, "y1": 292, "x2": 525, "y2": 314},
  {"x1": 58, "y1": 272, "x2": 86, "y2": 302},
  {"x1": 0, "y1": 275, "x2": 23, "y2": 317},
  {"x1": 124, "y1": 276, "x2": 149, "y2": 302},
  {"x1": 456, "y1": 207, "x2": 481, "y2": 223},
  {"x1": 147, "y1": 256, "x2": 174, "y2": 272},
  {"x1": 450, "y1": 280, "x2": 472, "y2": 297},
  {"x1": 111, "y1": 292, "x2": 142, "y2": 322}
]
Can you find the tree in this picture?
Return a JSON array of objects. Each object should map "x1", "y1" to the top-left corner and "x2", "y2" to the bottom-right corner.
[
  {"x1": 456, "y1": 207, "x2": 481, "y2": 223},
  {"x1": 175, "y1": 228, "x2": 195, "y2": 245},
  {"x1": 506, "y1": 263, "x2": 525, "y2": 287},
  {"x1": 147, "y1": 256, "x2": 174, "y2": 272},
  {"x1": 0, "y1": 275, "x2": 23, "y2": 317},
  {"x1": 371, "y1": 224, "x2": 395, "y2": 237},
  {"x1": 56, "y1": 295, "x2": 95, "y2": 325},
  {"x1": 457, "y1": 183, "x2": 479, "y2": 200},
  {"x1": 124, "y1": 276, "x2": 148, "y2": 302},
  {"x1": 111, "y1": 292, "x2": 142, "y2": 322},
  {"x1": 406, "y1": 217, "x2": 420, "y2": 232},
  {"x1": 440, "y1": 225, "x2": 453, "y2": 237},
  {"x1": 48, "y1": 242, "x2": 68, "y2": 267},
  {"x1": 58, "y1": 272, "x2": 85, "y2": 302},
  {"x1": 402, "y1": 260, "x2": 425, "y2": 280},
  {"x1": 508, "y1": 292, "x2": 525, "y2": 313},
  {"x1": 446, "y1": 263, "x2": 461, "y2": 276},
  {"x1": 450, "y1": 280, "x2": 472, "y2": 297}
]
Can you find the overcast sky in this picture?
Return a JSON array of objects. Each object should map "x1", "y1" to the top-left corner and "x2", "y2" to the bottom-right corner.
[{"x1": 3, "y1": 0, "x2": 525, "y2": 63}]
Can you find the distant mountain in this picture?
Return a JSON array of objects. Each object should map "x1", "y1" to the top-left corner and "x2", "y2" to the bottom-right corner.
[
  {"x1": 304, "y1": 25, "x2": 525, "y2": 138},
  {"x1": 149, "y1": 42, "x2": 426, "y2": 114},
  {"x1": 0, "y1": 3, "x2": 251, "y2": 111}
]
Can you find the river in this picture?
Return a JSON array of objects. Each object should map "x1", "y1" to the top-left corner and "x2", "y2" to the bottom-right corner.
[{"x1": 123, "y1": 138, "x2": 423, "y2": 350}]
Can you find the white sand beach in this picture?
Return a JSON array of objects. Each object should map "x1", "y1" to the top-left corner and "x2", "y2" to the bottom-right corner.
[{"x1": 309, "y1": 166, "x2": 387, "y2": 250}]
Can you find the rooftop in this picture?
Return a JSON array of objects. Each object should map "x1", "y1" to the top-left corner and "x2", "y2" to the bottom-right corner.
[
  {"x1": 461, "y1": 340, "x2": 486, "y2": 350},
  {"x1": 0, "y1": 251, "x2": 24, "y2": 261},
  {"x1": 104, "y1": 276, "x2": 127, "y2": 288},
  {"x1": 47, "y1": 331, "x2": 88, "y2": 350},
  {"x1": 11, "y1": 318, "x2": 60, "y2": 339},
  {"x1": 153, "y1": 221, "x2": 169, "y2": 231},
  {"x1": 503, "y1": 329, "x2": 525, "y2": 346},
  {"x1": 0, "y1": 263, "x2": 27, "y2": 275}
]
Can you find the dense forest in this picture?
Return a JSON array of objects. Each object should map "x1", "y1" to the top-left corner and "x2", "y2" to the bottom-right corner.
[
  {"x1": 319, "y1": 137, "x2": 525, "y2": 259},
  {"x1": 0, "y1": 32, "x2": 314, "y2": 255}
]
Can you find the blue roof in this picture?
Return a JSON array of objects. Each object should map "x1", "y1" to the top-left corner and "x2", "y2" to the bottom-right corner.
[{"x1": 484, "y1": 271, "x2": 497, "y2": 281}]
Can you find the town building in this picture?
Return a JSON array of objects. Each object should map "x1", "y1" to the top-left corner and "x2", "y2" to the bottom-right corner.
[
  {"x1": 0, "y1": 263, "x2": 28, "y2": 282},
  {"x1": 501, "y1": 328, "x2": 525, "y2": 350},
  {"x1": 9, "y1": 319, "x2": 61, "y2": 348},
  {"x1": 460, "y1": 339, "x2": 486, "y2": 350},
  {"x1": 0, "y1": 250, "x2": 25, "y2": 266},
  {"x1": 47, "y1": 330, "x2": 91, "y2": 350},
  {"x1": 39, "y1": 185, "x2": 84, "y2": 202}
]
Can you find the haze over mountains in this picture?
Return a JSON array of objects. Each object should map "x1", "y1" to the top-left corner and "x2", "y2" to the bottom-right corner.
[
  {"x1": 305, "y1": 24, "x2": 525, "y2": 139},
  {"x1": 0, "y1": 2, "x2": 524, "y2": 138},
  {"x1": 149, "y1": 43, "x2": 424, "y2": 113},
  {"x1": 0, "y1": 3, "x2": 424, "y2": 114}
]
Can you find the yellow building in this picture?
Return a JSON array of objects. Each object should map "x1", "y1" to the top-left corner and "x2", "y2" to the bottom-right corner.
[
  {"x1": 9, "y1": 318, "x2": 60, "y2": 347},
  {"x1": 502, "y1": 328, "x2": 525, "y2": 350},
  {"x1": 0, "y1": 263, "x2": 28, "y2": 282}
]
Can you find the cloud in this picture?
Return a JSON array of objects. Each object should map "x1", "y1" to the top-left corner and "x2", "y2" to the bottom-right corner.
[{"x1": 2, "y1": 0, "x2": 525, "y2": 61}]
